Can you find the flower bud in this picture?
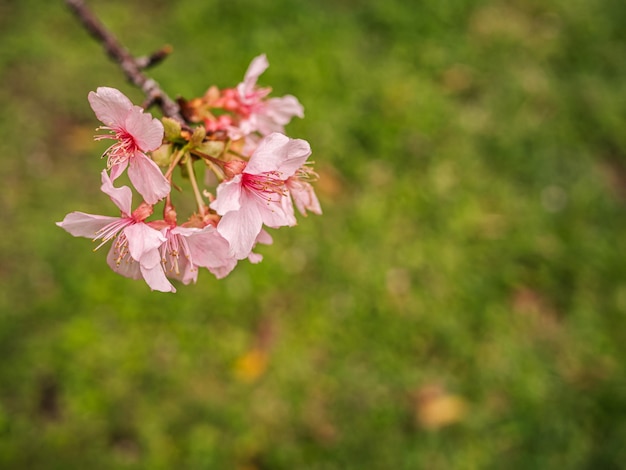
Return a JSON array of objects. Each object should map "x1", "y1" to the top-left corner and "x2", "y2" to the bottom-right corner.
[{"x1": 223, "y1": 159, "x2": 247, "y2": 179}]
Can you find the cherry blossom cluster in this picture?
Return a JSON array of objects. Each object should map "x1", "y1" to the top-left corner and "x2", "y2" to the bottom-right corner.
[{"x1": 57, "y1": 54, "x2": 321, "y2": 293}]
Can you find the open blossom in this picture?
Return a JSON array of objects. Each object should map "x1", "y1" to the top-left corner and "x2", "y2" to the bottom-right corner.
[
  {"x1": 210, "y1": 132, "x2": 312, "y2": 259},
  {"x1": 57, "y1": 171, "x2": 174, "y2": 293},
  {"x1": 229, "y1": 54, "x2": 304, "y2": 139},
  {"x1": 89, "y1": 86, "x2": 170, "y2": 204}
]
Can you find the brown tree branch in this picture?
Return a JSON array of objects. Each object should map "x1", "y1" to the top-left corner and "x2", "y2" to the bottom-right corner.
[
  {"x1": 136, "y1": 45, "x2": 174, "y2": 70},
  {"x1": 65, "y1": 0, "x2": 185, "y2": 123}
]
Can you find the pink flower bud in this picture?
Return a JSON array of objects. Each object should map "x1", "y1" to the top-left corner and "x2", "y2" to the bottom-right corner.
[{"x1": 223, "y1": 159, "x2": 247, "y2": 179}]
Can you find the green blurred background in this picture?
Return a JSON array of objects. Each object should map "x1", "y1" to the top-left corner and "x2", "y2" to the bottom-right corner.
[{"x1": 1, "y1": 0, "x2": 626, "y2": 468}]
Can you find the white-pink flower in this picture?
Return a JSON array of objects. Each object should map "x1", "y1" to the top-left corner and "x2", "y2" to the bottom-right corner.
[
  {"x1": 157, "y1": 224, "x2": 238, "y2": 284},
  {"x1": 57, "y1": 171, "x2": 175, "y2": 293},
  {"x1": 232, "y1": 54, "x2": 304, "y2": 138},
  {"x1": 210, "y1": 133, "x2": 311, "y2": 259},
  {"x1": 89, "y1": 87, "x2": 170, "y2": 205}
]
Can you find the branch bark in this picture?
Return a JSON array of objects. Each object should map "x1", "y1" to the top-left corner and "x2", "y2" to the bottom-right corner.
[{"x1": 65, "y1": 0, "x2": 185, "y2": 123}]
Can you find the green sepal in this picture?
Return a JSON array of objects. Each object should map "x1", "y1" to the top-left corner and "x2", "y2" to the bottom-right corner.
[
  {"x1": 190, "y1": 125, "x2": 206, "y2": 147},
  {"x1": 196, "y1": 140, "x2": 225, "y2": 158},
  {"x1": 162, "y1": 117, "x2": 182, "y2": 142},
  {"x1": 151, "y1": 143, "x2": 174, "y2": 167}
]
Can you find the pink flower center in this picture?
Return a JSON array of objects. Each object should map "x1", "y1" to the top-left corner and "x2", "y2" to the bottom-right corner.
[
  {"x1": 95, "y1": 126, "x2": 139, "y2": 168},
  {"x1": 242, "y1": 171, "x2": 287, "y2": 203}
]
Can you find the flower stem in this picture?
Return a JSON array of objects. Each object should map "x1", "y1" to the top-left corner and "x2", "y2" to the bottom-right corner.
[
  {"x1": 165, "y1": 148, "x2": 184, "y2": 180},
  {"x1": 185, "y1": 155, "x2": 207, "y2": 216}
]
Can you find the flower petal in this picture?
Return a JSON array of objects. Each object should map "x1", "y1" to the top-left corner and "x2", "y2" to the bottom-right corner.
[
  {"x1": 244, "y1": 132, "x2": 289, "y2": 175},
  {"x1": 100, "y1": 170, "x2": 132, "y2": 215},
  {"x1": 177, "y1": 226, "x2": 237, "y2": 279},
  {"x1": 57, "y1": 212, "x2": 120, "y2": 238},
  {"x1": 123, "y1": 223, "x2": 166, "y2": 269},
  {"x1": 124, "y1": 106, "x2": 164, "y2": 152},
  {"x1": 256, "y1": 229, "x2": 273, "y2": 246},
  {"x1": 289, "y1": 180, "x2": 322, "y2": 216},
  {"x1": 88, "y1": 87, "x2": 133, "y2": 128},
  {"x1": 245, "y1": 133, "x2": 311, "y2": 178},
  {"x1": 258, "y1": 194, "x2": 296, "y2": 228},
  {"x1": 216, "y1": 199, "x2": 264, "y2": 259},
  {"x1": 140, "y1": 263, "x2": 176, "y2": 293},
  {"x1": 127, "y1": 153, "x2": 171, "y2": 205},
  {"x1": 210, "y1": 175, "x2": 243, "y2": 215},
  {"x1": 238, "y1": 54, "x2": 269, "y2": 98},
  {"x1": 276, "y1": 137, "x2": 312, "y2": 177},
  {"x1": 109, "y1": 159, "x2": 129, "y2": 182},
  {"x1": 107, "y1": 243, "x2": 143, "y2": 280},
  {"x1": 265, "y1": 95, "x2": 304, "y2": 124}
]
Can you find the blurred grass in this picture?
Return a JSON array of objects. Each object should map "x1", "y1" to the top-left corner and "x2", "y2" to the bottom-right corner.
[{"x1": 1, "y1": 0, "x2": 626, "y2": 468}]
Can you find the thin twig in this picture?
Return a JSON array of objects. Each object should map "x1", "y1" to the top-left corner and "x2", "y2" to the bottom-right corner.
[
  {"x1": 136, "y1": 45, "x2": 174, "y2": 70},
  {"x1": 65, "y1": 0, "x2": 185, "y2": 123}
]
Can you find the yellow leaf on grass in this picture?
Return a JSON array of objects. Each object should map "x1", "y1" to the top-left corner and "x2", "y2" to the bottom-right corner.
[
  {"x1": 234, "y1": 349, "x2": 268, "y2": 383},
  {"x1": 415, "y1": 384, "x2": 468, "y2": 430}
]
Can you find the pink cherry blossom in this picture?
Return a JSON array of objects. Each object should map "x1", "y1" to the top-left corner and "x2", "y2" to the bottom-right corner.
[
  {"x1": 89, "y1": 86, "x2": 170, "y2": 204},
  {"x1": 155, "y1": 223, "x2": 238, "y2": 284},
  {"x1": 231, "y1": 54, "x2": 304, "y2": 138},
  {"x1": 210, "y1": 132, "x2": 311, "y2": 259},
  {"x1": 57, "y1": 171, "x2": 175, "y2": 293}
]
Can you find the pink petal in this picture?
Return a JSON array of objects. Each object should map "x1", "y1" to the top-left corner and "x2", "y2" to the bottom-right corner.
[
  {"x1": 210, "y1": 175, "x2": 243, "y2": 215},
  {"x1": 88, "y1": 87, "x2": 133, "y2": 128},
  {"x1": 247, "y1": 252, "x2": 263, "y2": 264},
  {"x1": 256, "y1": 229, "x2": 273, "y2": 246},
  {"x1": 257, "y1": 194, "x2": 296, "y2": 228},
  {"x1": 123, "y1": 223, "x2": 166, "y2": 269},
  {"x1": 57, "y1": 212, "x2": 120, "y2": 238},
  {"x1": 175, "y1": 255, "x2": 198, "y2": 285},
  {"x1": 265, "y1": 95, "x2": 304, "y2": 124},
  {"x1": 253, "y1": 115, "x2": 285, "y2": 137},
  {"x1": 247, "y1": 230, "x2": 273, "y2": 264},
  {"x1": 238, "y1": 54, "x2": 269, "y2": 98},
  {"x1": 140, "y1": 263, "x2": 176, "y2": 293},
  {"x1": 245, "y1": 133, "x2": 311, "y2": 178},
  {"x1": 276, "y1": 137, "x2": 312, "y2": 177},
  {"x1": 216, "y1": 200, "x2": 264, "y2": 259},
  {"x1": 107, "y1": 244, "x2": 143, "y2": 280},
  {"x1": 109, "y1": 159, "x2": 129, "y2": 182},
  {"x1": 244, "y1": 132, "x2": 290, "y2": 175},
  {"x1": 177, "y1": 226, "x2": 237, "y2": 278},
  {"x1": 156, "y1": 229, "x2": 196, "y2": 285},
  {"x1": 100, "y1": 170, "x2": 132, "y2": 215},
  {"x1": 127, "y1": 152, "x2": 170, "y2": 204},
  {"x1": 124, "y1": 106, "x2": 164, "y2": 152},
  {"x1": 289, "y1": 180, "x2": 322, "y2": 216}
]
